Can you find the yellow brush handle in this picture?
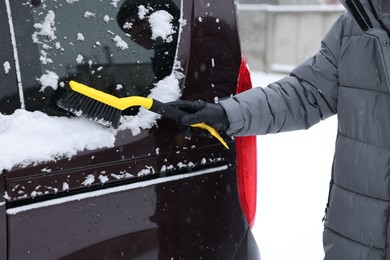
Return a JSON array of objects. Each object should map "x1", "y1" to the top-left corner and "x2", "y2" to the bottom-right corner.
[
  {"x1": 69, "y1": 81, "x2": 153, "y2": 110},
  {"x1": 191, "y1": 123, "x2": 229, "y2": 149},
  {"x1": 69, "y1": 80, "x2": 229, "y2": 149}
]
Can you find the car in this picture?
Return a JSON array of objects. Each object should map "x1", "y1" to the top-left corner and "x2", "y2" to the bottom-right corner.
[{"x1": 0, "y1": 0, "x2": 260, "y2": 259}]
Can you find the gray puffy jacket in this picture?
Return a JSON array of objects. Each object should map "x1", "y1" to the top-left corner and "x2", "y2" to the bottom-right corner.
[{"x1": 219, "y1": 0, "x2": 390, "y2": 259}]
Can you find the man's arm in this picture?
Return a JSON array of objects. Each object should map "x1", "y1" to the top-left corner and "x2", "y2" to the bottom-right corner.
[{"x1": 219, "y1": 15, "x2": 344, "y2": 136}]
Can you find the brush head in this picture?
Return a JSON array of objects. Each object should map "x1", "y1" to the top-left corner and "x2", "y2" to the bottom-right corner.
[{"x1": 56, "y1": 90, "x2": 122, "y2": 128}]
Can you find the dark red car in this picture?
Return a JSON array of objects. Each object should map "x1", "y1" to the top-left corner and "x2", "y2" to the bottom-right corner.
[{"x1": 0, "y1": 0, "x2": 260, "y2": 259}]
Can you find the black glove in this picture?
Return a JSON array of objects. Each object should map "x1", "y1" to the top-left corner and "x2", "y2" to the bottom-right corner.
[{"x1": 168, "y1": 100, "x2": 229, "y2": 137}]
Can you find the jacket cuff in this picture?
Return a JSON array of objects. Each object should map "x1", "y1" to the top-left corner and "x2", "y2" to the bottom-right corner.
[{"x1": 219, "y1": 98, "x2": 244, "y2": 136}]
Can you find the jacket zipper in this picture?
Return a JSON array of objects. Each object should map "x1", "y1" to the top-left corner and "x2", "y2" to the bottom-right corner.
[
  {"x1": 322, "y1": 160, "x2": 336, "y2": 222},
  {"x1": 322, "y1": 179, "x2": 334, "y2": 222}
]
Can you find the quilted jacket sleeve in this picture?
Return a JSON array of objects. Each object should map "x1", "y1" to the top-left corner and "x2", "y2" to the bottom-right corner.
[{"x1": 219, "y1": 14, "x2": 345, "y2": 136}]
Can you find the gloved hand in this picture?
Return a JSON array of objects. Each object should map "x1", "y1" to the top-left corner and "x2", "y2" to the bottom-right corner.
[{"x1": 168, "y1": 100, "x2": 229, "y2": 137}]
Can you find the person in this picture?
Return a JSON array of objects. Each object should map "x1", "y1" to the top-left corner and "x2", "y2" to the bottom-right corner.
[{"x1": 170, "y1": 0, "x2": 390, "y2": 259}]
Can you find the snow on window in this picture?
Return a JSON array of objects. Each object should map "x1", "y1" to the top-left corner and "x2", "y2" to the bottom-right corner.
[
  {"x1": 55, "y1": 42, "x2": 61, "y2": 49},
  {"x1": 39, "y1": 50, "x2": 53, "y2": 64},
  {"x1": 110, "y1": 0, "x2": 120, "y2": 8},
  {"x1": 3, "y1": 61, "x2": 11, "y2": 74},
  {"x1": 123, "y1": 22, "x2": 132, "y2": 30},
  {"x1": 112, "y1": 35, "x2": 128, "y2": 50},
  {"x1": 38, "y1": 70, "x2": 59, "y2": 91},
  {"x1": 32, "y1": 10, "x2": 56, "y2": 43},
  {"x1": 0, "y1": 109, "x2": 116, "y2": 171},
  {"x1": 77, "y1": 32, "x2": 85, "y2": 41},
  {"x1": 32, "y1": 10, "x2": 59, "y2": 91},
  {"x1": 103, "y1": 15, "x2": 110, "y2": 23},
  {"x1": 148, "y1": 10, "x2": 175, "y2": 43},
  {"x1": 138, "y1": 5, "x2": 150, "y2": 20},
  {"x1": 76, "y1": 54, "x2": 84, "y2": 64},
  {"x1": 84, "y1": 11, "x2": 96, "y2": 18},
  {"x1": 119, "y1": 73, "x2": 182, "y2": 135}
]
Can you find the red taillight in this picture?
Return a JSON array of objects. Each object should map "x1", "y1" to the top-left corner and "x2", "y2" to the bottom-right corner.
[
  {"x1": 236, "y1": 54, "x2": 253, "y2": 94},
  {"x1": 235, "y1": 53, "x2": 257, "y2": 228}
]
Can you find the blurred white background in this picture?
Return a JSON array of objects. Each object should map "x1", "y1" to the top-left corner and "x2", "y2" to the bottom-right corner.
[
  {"x1": 238, "y1": 3, "x2": 342, "y2": 258},
  {"x1": 251, "y1": 72, "x2": 337, "y2": 260}
]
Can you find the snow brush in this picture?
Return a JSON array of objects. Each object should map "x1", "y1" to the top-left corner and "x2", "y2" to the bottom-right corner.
[{"x1": 57, "y1": 80, "x2": 229, "y2": 149}]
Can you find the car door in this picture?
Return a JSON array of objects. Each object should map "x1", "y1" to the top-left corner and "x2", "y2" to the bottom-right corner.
[{"x1": 0, "y1": 0, "x2": 255, "y2": 259}]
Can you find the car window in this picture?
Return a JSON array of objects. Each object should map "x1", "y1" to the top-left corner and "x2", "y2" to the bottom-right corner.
[
  {"x1": 1, "y1": 0, "x2": 185, "y2": 172},
  {"x1": 13, "y1": 0, "x2": 180, "y2": 116}
]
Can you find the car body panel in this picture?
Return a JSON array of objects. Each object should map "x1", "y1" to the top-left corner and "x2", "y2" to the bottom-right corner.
[
  {"x1": 0, "y1": 176, "x2": 6, "y2": 260},
  {"x1": 7, "y1": 167, "x2": 247, "y2": 260}
]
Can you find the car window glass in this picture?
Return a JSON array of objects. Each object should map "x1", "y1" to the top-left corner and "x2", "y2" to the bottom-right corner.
[
  {"x1": 21, "y1": 0, "x2": 180, "y2": 115},
  {"x1": 0, "y1": 0, "x2": 183, "y2": 171}
]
